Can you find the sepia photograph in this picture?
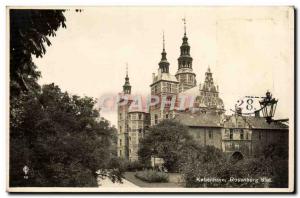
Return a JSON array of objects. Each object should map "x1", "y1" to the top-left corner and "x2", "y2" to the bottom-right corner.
[{"x1": 7, "y1": 6, "x2": 294, "y2": 192}]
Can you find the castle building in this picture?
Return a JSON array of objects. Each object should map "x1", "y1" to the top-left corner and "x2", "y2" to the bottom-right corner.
[
  {"x1": 117, "y1": 67, "x2": 150, "y2": 160},
  {"x1": 117, "y1": 20, "x2": 288, "y2": 162},
  {"x1": 175, "y1": 19, "x2": 197, "y2": 93},
  {"x1": 117, "y1": 68, "x2": 132, "y2": 159},
  {"x1": 150, "y1": 32, "x2": 179, "y2": 126},
  {"x1": 127, "y1": 110, "x2": 150, "y2": 161},
  {"x1": 174, "y1": 111, "x2": 288, "y2": 158},
  {"x1": 195, "y1": 67, "x2": 225, "y2": 114}
]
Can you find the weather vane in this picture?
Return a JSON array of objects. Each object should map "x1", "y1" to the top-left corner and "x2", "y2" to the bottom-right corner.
[
  {"x1": 182, "y1": 17, "x2": 187, "y2": 34},
  {"x1": 162, "y1": 31, "x2": 165, "y2": 49}
]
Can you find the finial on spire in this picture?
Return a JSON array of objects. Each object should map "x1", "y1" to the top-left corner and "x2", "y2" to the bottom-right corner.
[
  {"x1": 182, "y1": 17, "x2": 187, "y2": 35},
  {"x1": 207, "y1": 66, "x2": 212, "y2": 74},
  {"x1": 163, "y1": 31, "x2": 165, "y2": 50}
]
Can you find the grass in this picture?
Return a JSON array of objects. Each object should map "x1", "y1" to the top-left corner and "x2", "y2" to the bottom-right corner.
[{"x1": 135, "y1": 170, "x2": 169, "y2": 183}]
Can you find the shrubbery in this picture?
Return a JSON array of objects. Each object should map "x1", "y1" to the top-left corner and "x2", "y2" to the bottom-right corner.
[
  {"x1": 135, "y1": 170, "x2": 169, "y2": 183},
  {"x1": 179, "y1": 144, "x2": 288, "y2": 188},
  {"x1": 125, "y1": 161, "x2": 146, "y2": 172},
  {"x1": 138, "y1": 120, "x2": 193, "y2": 172},
  {"x1": 10, "y1": 84, "x2": 123, "y2": 187}
]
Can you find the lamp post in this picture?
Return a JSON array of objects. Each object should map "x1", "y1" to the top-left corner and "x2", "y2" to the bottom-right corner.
[
  {"x1": 151, "y1": 148, "x2": 157, "y2": 169},
  {"x1": 259, "y1": 91, "x2": 288, "y2": 124},
  {"x1": 259, "y1": 91, "x2": 277, "y2": 123}
]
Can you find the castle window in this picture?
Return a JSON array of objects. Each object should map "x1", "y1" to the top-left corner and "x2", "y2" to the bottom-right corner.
[
  {"x1": 230, "y1": 129, "x2": 233, "y2": 140},
  {"x1": 208, "y1": 130, "x2": 213, "y2": 139},
  {"x1": 138, "y1": 128, "x2": 142, "y2": 133},
  {"x1": 119, "y1": 150, "x2": 122, "y2": 156},
  {"x1": 138, "y1": 113, "x2": 142, "y2": 120},
  {"x1": 155, "y1": 114, "x2": 158, "y2": 124},
  {"x1": 259, "y1": 131, "x2": 262, "y2": 140},
  {"x1": 120, "y1": 126, "x2": 122, "y2": 133},
  {"x1": 240, "y1": 130, "x2": 244, "y2": 140},
  {"x1": 120, "y1": 139, "x2": 122, "y2": 146},
  {"x1": 166, "y1": 114, "x2": 169, "y2": 119},
  {"x1": 119, "y1": 113, "x2": 122, "y2": 119},
  {"x1": 245, "y1": 132, "x2": 249, "y2": 140},
  {"x1": 167, "y1": 83, "x2": 172, "y2": 93}
]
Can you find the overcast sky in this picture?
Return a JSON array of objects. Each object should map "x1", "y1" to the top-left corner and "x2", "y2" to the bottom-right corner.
[{"x1": 34, "y1": 7, "x2": 294, "y2": 126}]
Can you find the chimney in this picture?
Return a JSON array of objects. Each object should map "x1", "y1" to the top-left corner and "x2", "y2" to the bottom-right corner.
[
  {"x1": 236, "y1": 107, "x2": 242, "y2": 116},
  {"x1": 152, "y1": 73, "x2": 155, "y2": 82},
  {"x1": 254, "y1": 110, "x2": 260, "y2": 117}
]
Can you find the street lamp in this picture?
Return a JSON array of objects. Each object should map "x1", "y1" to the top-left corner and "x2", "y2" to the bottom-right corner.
[
  {"x1": 259, "y1": 91, "x2": 278, "y2": 123},
  {"x1": 151, "y1": 148, "x2": 157, "y2": 169}
]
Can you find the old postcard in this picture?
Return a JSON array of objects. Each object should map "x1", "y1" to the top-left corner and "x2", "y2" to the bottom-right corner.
[{"x1": 7, "y1": 6, "x2": 294, "y2": 192}]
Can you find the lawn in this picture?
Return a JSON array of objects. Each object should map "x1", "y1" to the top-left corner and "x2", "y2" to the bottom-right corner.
[{"x1": 124, "y1": 172, "x2": 184, "y2": 188}]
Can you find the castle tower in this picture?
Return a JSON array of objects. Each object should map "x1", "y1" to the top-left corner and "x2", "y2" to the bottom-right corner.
[
  {"x1": 123, "y1": 65, "x2": 131, "y2": 94},
  {"x1": 117, "y1": 65, "x2": 132, "y2": 159},
  {"x1": 150, "y1": 32, "x2": 179, "y2": 126},
  {"x1": 196, "y1": 67, "x2": 225, "y2": 114},
  {"x1": 175, "y1": 18, "x2": 197, "y2": 93}
]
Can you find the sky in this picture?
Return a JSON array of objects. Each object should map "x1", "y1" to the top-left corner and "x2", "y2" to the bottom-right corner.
[{"x1": 34, "y1": 7, "x2": 294, "y2": 126}]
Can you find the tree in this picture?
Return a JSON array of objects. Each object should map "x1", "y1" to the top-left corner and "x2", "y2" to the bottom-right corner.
[
  {"x1": 179, "y1": 144, "x2": 227, "y2": 187},
  {"x1": 9, "y1": 9, "x2": 124, "y2": 187},
  {"x1": 10, "y1": 83, "x2": 122, "y2": 187},
  {"x1": 10, "y1": 9, "x2": 66, "y2": 96},
  {"x1": 138, "y1": 120, "x2": 193, "y2": 172},
  {"x1": 179, "y1": 143, "x2": 288, "y2": 188}
]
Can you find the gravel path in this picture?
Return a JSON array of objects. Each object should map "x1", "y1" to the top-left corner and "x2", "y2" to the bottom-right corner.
[{"x1": 98, "y1": 176, "x2": 140, "y2": 188}]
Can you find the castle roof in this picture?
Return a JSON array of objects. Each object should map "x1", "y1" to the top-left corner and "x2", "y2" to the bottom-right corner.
[
  {"x1": 174, "y1": 112, "x2": 223, "y2": 128},
  {"x1": 179, "y1": 86, "x2": 199, "y2": 95},
  {"x1": 174, "y1": 112, "x2": 288, "y2": 131},
  {"x1": 151, "y1": 71, "x2": 179, "y2": 86},
  {"x1": 244, "y1": 116, "x2": 288, "y2": 130}
]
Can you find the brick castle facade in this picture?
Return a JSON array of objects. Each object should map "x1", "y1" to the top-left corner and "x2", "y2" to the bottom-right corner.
[{"x1": 117, "y1": 21, "x2": 288, "y2": 162}]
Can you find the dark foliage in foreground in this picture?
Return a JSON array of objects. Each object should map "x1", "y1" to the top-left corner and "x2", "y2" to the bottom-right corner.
[
  {"x1": 135, "y1": 170, "x2": 169, "y2": 183},
  {"x1": 10, "y1": 9, "x2": 66, "y2": 96},
  {"x1": 10, "y1": 84, "x2": 121, "y2": 187},
  {"x1": 9, "y1": 9, "x2": 123, "y2": 187},
  {"x1": 138, "y1": 120, "x2": 193, "y2": 172},
  {"x1": 179, "y1": 144, "x2": 288, "y2": 188}
]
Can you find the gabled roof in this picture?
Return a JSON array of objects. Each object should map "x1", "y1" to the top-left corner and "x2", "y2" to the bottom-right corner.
[
  {"x1": 174, "y1": 112, "x2": 223, "y2": 128},
  {"x1": 180, "y1": 86, "x2": 199, "y2": 96},
  {"x1": 174, "y1": 112, "x2": 288, "y2": 131},
  {"x1": 245, "y1": 116, "x2": 288, "y2": 130},
  {"x1": 151, "y1": 72, "x2": 178, "y2": 86}
]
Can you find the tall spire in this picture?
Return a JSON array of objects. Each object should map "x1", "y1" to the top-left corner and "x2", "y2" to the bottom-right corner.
[
  {"x1": 163, "y1": 31, "x2": 165, "y2": 51},
  {"x1": 126, "y1": 62, "x2": 129, "y2": 77},
  {"x1": 158, "y1": 31, "x2": 169, "y2": 73},
  {"x1": 178, "y1": 17, "x2": 192, "y2": 69},
  {"x1": 123, "y1": 63, "x2": 131, "y2": 94},
  {"x1": 176, "y1": 17, "x2": 196, "y2": 92},
  {"x1": 182, "y1": 17, "x2": 187, "y2": 36}
]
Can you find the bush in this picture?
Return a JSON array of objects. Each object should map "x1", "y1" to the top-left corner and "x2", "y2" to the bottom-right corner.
[
  {"x1": 125, "y1": 161, "x2": 144, "y2": 172},
  {"x1": 138, "y1": 120, "x2": 193, "y2": 172},
  {"x1": 135, "y1": 170, "x2": 169, "y2": 183}
]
